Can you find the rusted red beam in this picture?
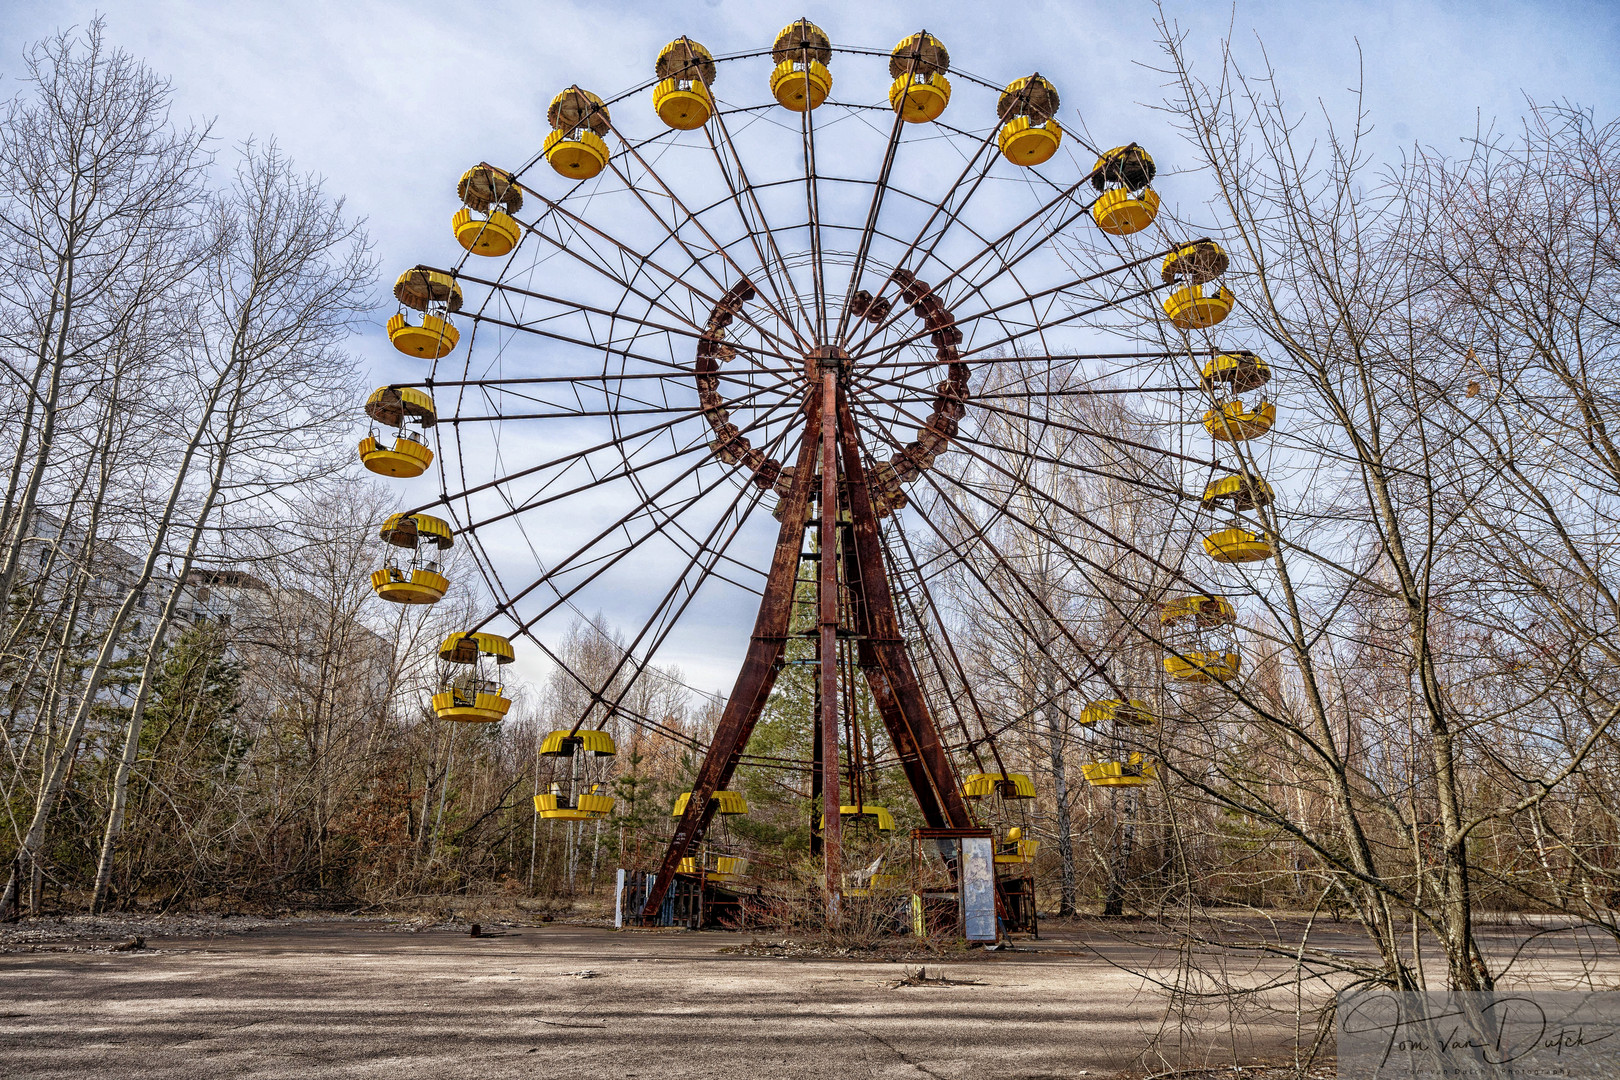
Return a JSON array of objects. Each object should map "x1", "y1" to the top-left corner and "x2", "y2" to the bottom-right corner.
[
  {"x1": 817, "y1": 366, "x2": 842, "y2": 910},
  {"x1": 839, "y1": 531, "x2": 951, "y2": 827},
  {"x1": 834, "y1": 382, "x2": 974, "y2": 831},
  {"x1": 641, "y1": 362, "x2": 983, "y2": 922},
  {"x1": 638, "y1": 388, "x2": 822, "y2": 922}
]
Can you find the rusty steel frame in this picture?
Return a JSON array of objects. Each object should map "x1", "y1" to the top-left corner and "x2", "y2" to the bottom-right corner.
[
  {"x1": 638, "y1": 364, "x2": 979, "y2": 922},
  {"x1": 637, "y1": 381, "x2": 824, "y2": 920},
  {"x1": 817, "y1": 367, "x2": 842, "y2": 907},
  {"x1": 406, "y1": 44, "x2": 1227, "y2": 928}
]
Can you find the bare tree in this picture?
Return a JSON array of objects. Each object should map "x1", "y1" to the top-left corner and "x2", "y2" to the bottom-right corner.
[
  {"x1": 88, "y1": 142, "x2": 372, "y2": 910},
  {"x1": 1117, "y1": 9, "x2": 1620, "y2": 1003},
  {"x1": 919, "y1": 355, "x2": 1179, "y2": 915},
  {"x1": 0, "y1": 20, "x2": 205, "y2": 632},
  {"x1": 0, "y1": 22, "x2": 207, "y2": 918}
]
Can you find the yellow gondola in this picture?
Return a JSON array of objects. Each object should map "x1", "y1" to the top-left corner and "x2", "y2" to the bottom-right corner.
[
  {"x1": 770, "y1": 20, "x2": 833, "y2": 111},
  {"x1": 1090, "y1": 145, "x2": 1159, "y2": 235},
  {"x1": 1163, "y1": 284, "x2": 1235, "y2": 330},
  {"x1": 847, "y1": 870, "x2": 902, "y2": 896},
  {"x1": 997, "y1": 74, "x2": 1062, "y2": 166},
  {"x1": 961, "y1": 772, "x2": 1037, "y2": 799},
  {"x1": 370, "y1": 512, "x2": 454, "y2": 604},
  {"x1": 1159, "y1": 594, "x2": 1236, "y2": 626},
  {"x1": 1200, "y1": 350, "x2": 1270, "y2": 394},
  {"x1": 654, "y1": 37, "x2": 716, "y2": 129},
  {"x1": 388, "y1": 269, "x2": 463, "y2": 359},
  {"x1": 1205, "y1": 400, "x2": 1276, "y2": 441},
  {"x1": 357, "y1": 431, "x2": 432, "y2": 478},
  {"x1": 1160, "y1": 241, "x2": 1233, "y2": 329},
  {"x1": 672, "y1": 790, "x2": 749, "y2": 816},
  {"x1": 677, "y1": 855, "x2": 748, "y2": 880},
  {"x1": 1083, "y1": 754, "x2": 1156, "y2": 787},
  {"x1": 994, "y1": 826, "x2": 1040, "y2": 864},
  {"x1": 544, "y1": 87, "x2": 612, "y2": 179},
  {"x1": 1161, "y1": 241, "x2": 1229, "y2": 285},
  {"x1": 432, "y1": 631, "x2": 514, "y2": 722},
  {"x1": 535, "y1": 784, "x2": 615, "y2": 820},
  {"x1": 538, "y1": 729, "x2": 617, "y2": 757},
  {"x1": 1163, "y1": 650, "x2": 1241, "y2": 683},
  {"x1": 360, "y1": 385, "x2": 437, "y2": 478},
  {"x1": 1079, "y1": 698, "x2": 1155, "y2": 727},
  {"x1": 453, "y1": 162, "x2": 523, "y2": 255},
  {"x1": 1201, "y1": 473, "x2": 1274, "y2": 511},
  {"x1": 819, "y1": 804, "x2": 896, "y2": 832},
  {"x1": 887, "y1": 32, "x2": 951, "y2": 123},
  {"x1": 1204, "y1": 527, "x2": 1275, "y2": 563}
]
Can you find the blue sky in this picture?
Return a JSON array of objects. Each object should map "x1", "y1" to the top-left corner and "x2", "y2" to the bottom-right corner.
[
  {"x1": 5, "y1": 0, "x2": 1618, "y2": 695},
  {"x1": 10, "y1": 1, "x2": 1616, "y2": 176}
]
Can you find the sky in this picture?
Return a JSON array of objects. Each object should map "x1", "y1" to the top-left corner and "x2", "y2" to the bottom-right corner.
[{"x1": 5, "y1": 0, "x2": 1618, "y2": 697}]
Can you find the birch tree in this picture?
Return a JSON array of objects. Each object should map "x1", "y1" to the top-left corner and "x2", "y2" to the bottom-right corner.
[
  {"x1": 87, "y1": 142, "x2": 372, "y2": 910},
  {"x1": 1131, "y1": 10, "x2": 1620, "y2": 996},
  {"x1": 0, "y1": 23, "x2": 207, "y2": 917},
  {"x1": 0, "y1": 20, "x2": 205, "y2": 633}
]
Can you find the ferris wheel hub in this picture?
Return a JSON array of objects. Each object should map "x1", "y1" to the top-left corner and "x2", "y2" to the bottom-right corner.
[{"x1": 807, "y1": 344, "x2": 851, "y2": 376}]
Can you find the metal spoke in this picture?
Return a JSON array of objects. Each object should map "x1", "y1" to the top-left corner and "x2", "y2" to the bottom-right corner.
[{"x1": 404, "y1": 38, "x2": 1236, "y2": 927}]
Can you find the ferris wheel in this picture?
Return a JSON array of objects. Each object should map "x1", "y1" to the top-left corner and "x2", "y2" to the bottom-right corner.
[{"x1": 354, "y1": 18, "x2": 1277, "y2": 922}]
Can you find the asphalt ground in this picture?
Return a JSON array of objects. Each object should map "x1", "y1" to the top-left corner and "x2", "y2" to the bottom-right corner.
[{"x1": 1, "y1": 915, "x2": 1613, "y2": 1079}]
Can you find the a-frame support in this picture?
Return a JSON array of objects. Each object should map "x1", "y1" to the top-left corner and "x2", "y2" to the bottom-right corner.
[{"x1": 640, "y1": 365, "x2": 974, "y2": 922}]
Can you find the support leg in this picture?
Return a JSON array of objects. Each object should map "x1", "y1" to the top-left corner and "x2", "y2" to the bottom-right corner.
[
  {"x1": 818, "y1": 368, "x2": 842, "y2": 913},
  {"x1": 639, "y1": 393, "x2": 824, "y2": 922},
  {"x1": 834, "y1": 383, "x2": 974, "y2": 830}
]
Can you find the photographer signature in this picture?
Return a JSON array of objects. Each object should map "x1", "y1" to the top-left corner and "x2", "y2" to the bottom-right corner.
[{"x1": 1341, "y1": 994, "x2": 1614, "y2": 1070}]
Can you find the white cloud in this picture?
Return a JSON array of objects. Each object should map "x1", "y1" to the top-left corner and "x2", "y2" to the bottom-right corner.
[{"x1": 7, "y1": 0, "x2": 1616, "y2": 696}]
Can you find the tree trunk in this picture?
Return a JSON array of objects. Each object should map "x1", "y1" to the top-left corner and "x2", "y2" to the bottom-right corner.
[
  {"x1": 0, "y1": 379, "x2": 222, "y2": 918},
  {"x1": 89, "y1": 468, "x2": 229, "y2": 912}
]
